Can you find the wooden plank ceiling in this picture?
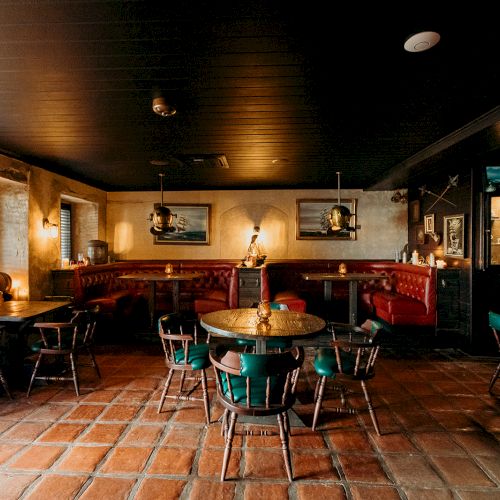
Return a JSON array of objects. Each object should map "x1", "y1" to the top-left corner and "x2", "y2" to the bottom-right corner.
[{"x1": 0, "y1": 1, "x2": 498, "y2": 192}]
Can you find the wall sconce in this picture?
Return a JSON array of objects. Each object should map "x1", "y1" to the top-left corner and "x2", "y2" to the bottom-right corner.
[
  {"x1": 391, "y1": 190, "x2": 408, "y2": 204},
  {"x1": 43, "y1": 218, "x2": 59, "y2": 238}
]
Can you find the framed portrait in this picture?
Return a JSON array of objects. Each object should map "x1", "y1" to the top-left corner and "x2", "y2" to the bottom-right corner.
[
  {"x1": 153, "y1": 204, "x2": 211, "y2": 245},
  {"x1": 443, "y1": 214, "x2": 465, "y2": 258},
  {"x1": 296, "y1": 199, "x2": 357, "y2": 240},
  {"x1": 424, "y1": 213, "x2": 435, "y2": 234},
  {"x1": 416, "y1": 225, "x2": 425, "y2": 244},
  {"x1": 410, "y1": 200, "x2": 420, "y2": 223}
]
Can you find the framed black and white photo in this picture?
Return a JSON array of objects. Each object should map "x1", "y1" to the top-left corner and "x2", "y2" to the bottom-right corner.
[{"x1": 443, "y1": 214, "x2": 465, "y2": 258}]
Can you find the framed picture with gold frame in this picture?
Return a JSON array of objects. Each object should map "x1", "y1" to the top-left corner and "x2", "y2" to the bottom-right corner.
[
  {"x1": 296, "y1": 199, "x2": 357, "y2": 240},
  {"x1": 424, "y1": 213, "x2": 435, "y2": 234}
]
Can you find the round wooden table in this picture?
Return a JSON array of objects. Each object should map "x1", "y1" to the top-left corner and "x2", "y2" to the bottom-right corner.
[{"x1": 200, "y1": 308, "x2": 326, "y2": 353}]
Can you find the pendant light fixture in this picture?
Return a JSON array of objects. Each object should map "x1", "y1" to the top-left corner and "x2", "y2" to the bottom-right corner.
[
  {"x1": 149, "y1": 173, "x2": 177, "y2": 235},
  {"x1": 328, "y1": 171, "x2": 352, "y2": 234}
]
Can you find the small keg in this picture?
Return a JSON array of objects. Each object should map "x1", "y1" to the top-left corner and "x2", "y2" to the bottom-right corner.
[{"x1": 87, "y1": 240, "x2": 108, "y2": 265}]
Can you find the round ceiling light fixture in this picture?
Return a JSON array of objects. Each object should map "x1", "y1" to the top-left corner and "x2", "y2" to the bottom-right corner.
[
  {"x1": 152, "y1": 97, "x2": 177, "y2": 117},
  {"x1": 404, "y1": 31, "x2": 440, "y2": 52}
]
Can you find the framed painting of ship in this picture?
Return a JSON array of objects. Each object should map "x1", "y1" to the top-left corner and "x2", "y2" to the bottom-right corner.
[{"x1": 153, "y1": 203, "x2": 211, "y2": 245}]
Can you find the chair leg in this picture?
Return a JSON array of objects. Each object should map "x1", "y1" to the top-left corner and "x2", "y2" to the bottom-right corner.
[
  {"x1": 277, "y1": 412, "x2": 293, "y2": 482},
  {"x1": 158, "y1": 369, "x2": 174, "y2": 413},
  {"x1": 221, "y1": 411, "x2": 237, "y2": 481},
  {"x1": 221, "y1": 408, "x2": 229, "y2": 437},
  {"x1": 178, "y1": 371, "x2": 186, "y2": 391},
  {"x1": 488, "y1": 361, "x2": 500, "y2": 393},
  {"x1": 27, "y1": 353, "x2": 43, "y2": 397},
  {"x1": 0, "y1": 369, "x2": 12, "y2": 399},
  {"x1": 361, "y1": 380, "x2": 380, "y2": 436},
  {"x1": 201, "y1": 369, "x2": 210, "y2": 425},
  {"x1": 312, "y1": 376, "x2": 327, "y2": 431},
  {"x1": 86, "y1": 346, "x2": 101, "y2": 378},
  {"x1": 69, "y1": 353, "x2": 80, "y2": 397}
]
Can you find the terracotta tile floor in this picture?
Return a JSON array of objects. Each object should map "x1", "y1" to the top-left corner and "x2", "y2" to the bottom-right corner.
[{"x1": 0, "y1": 339, "x2": 499, "y2": 499}]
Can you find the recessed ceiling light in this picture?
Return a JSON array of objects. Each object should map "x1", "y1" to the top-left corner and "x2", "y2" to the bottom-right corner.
[{"x1": 404, "y1": 31, "x2": 440, "y2": 52}]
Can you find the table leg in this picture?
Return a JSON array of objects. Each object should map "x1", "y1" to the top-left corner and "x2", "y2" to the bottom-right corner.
[
  {"x1": 323, "y1": 281, "x2": 332, "y2": 302},
  {"x1": 148, "y1": 281, "x2": 156, "y2": 328},
  {"x1": 172, "y1": 280, "x2": 180, "y2": 313},
  {"x1": 348, "y1": 281, "x2": 358, "y2": 325}
]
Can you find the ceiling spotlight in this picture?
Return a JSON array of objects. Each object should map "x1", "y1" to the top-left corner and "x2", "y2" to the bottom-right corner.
[
  {"x1": 152, "y1": 97, "x2": 176, "y2": 117},
  {"x1": 404, "y1": 31, "x2": 440, "y2": 53}
]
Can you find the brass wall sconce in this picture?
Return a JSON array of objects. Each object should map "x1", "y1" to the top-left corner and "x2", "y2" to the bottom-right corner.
[{"x1": 43, "y1": 218, "x2": 59, "y2": 238}]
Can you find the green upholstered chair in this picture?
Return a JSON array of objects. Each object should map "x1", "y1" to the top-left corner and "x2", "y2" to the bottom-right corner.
[
  {"x1": 209, "y1": 344, "x2": 304, "y2": 481},
  {"x1": 488, "y1": 311, "x2": 500, "y2": 393},
  {"x1": 27, "y1": 322, "x2": 81, "y2": 397},
  {"x1": 157, "y1": 313, "x2": 211, "y2": 424},
  {"x1": 312, "y1": 335, "x2": 381, "y2": 435}
]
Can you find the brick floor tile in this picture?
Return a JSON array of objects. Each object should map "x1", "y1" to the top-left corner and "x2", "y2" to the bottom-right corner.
[
  {"x1": 327, "y1": 429, "x2": 374, "y2": 453},
  {"x1": 243, "y1": 482, "x2": 290, "y2": 500},
  {"x1": 429, "y1": 411, "x2": 482, "y2": 432},
  {"x1": 55, "y1": 445, "x2": 110, "y2": 472},
  {"x1": 189, "y1": 479, "x2": 236, "y2": 500},
  {"x1": 350, "y1": 484, "x2": 402, "y2": 499},
  {"x1": 292, "y1": 450, "x2": 339, "y2": 480},
  {"x1": 454, "y1": 489, "x2": 500, "y2": 499},
  {"x1": 475, "y1": 455, "x2": 500, "y2": 483},
  {"x1": 197, "y1": 448, "x2": 241, "y2": 478},
  {"x1": 77, "y1": 423, "x2": 127, "y2": 444},
  {"x1": 289, "y1": 429, "x2": 327, "y2": 449},
  {"x1": 139, "y1": 405, "x2": 175, "y2": 423},
  {"x1": 338, "y1": 453, "x2": 391, "y2": 484},
  {"x1": 393, "y1": 409, "x2": 444, "y2": 432},
  {"x1": 412, "y1": 431, "x2": 467, "y2": 455},
  {"x1": 28, "y1": 403, "x2": 72, "y2": 421},
  {"x1": 403, "y1": 487, "x2": 455, "y2": 499},
  {"x1": 98, "y1": 404, "x2": 140, "y2": 421},
  {"x1": 430, "y1": 455, "x2": 496, "y2": 487},
  {"x1": 100, "y1": 446, "x2": 153, "y2": 474},
  {"x1": 78, "y1": 477, "x2": 136, "y2": 499},
  {"x1": 0, "y1": 422, "x2": 51, "y2": 442},
  {"x1": 296, "y1": 483, "x2": 347, "y2": 500},
  {"x1": 162, "y1": 424, "x2": 202, "y2": 448},
  {"x1": 171, "y1": 405, "x2": 209, "y2": 424},
  {"x1": 114, "y1": 389, "x2": 152, "y2": 404},
  {"x1": 134, "y1": 478, "x2": 187, "y2": 500},
  {"x1": 0, "y1": 473, "x2": 39, "y2": 499},
  {"x1": 37, "y1": 422, "x2": 87, "y2": 442},
  {"x1": 244, "y1": 449, "x2": 289, "y2": 480},
  {"x1": 64, "y1": 404, "x2": 106, "y2": 421},
  {"x1": 368, "y1": 432, "x2": 418, "y2": 453},
  {"x1": 0, "y1": 444, "x2": 24, "y2": 464},
  {"x1": 121, "y1": 424, "x2": 163, "y2": 445},
  {"x1": 382, "y1": 454, "x2": 445, "y2": 488},
  {"x1": 8, "y1": 445, "x2": 66, "y2": 470},
  {"x1": 126, "y1": 377, "x2": 160, "y2": 391},
  {"x1": 24, "y1": 473, "x2": 88, "y2": 500},
  {"x1": 451, "y1": 431, "x2": 500, "y2": 456},
  {"x1": 147, "y1": 447, "x2": 196, "y2": 475},
  {"x1": 81, "y1": 390, "x2": 120, "y2": 403},
  {"x1": 100, "y1": 377, "x2": 135, "y2": 390}
]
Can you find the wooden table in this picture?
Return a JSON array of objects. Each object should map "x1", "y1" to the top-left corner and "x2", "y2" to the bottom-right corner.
[
  {"x1": 200, "y1": 308, "x2": 326, "y2": 354},
  {"x1": 302, "y1": 272, "x2": 386, "y2": 325},
  {"x1": 0, "y1": 300, "x2": 71, "y2": 324},
  {"x1": 118, "y1": 272, "x2": 201, "y2": 328}
]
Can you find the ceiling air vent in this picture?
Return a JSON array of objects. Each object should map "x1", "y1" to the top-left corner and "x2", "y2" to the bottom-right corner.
[{"x1": 175, "y1": 154, "x2": 229, "y2": 169}]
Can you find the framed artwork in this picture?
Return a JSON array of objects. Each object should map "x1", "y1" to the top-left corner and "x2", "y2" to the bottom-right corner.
[
  {"x1": 153, "y1": 204, "x2": 211, "y2": 245},
  {"x1": 443, "y1": 214, "x2": 465, "y2": 258},
  {"x1": 410, "y1": 200, "x2": 420, "y2": 223},
  {"x1": 424, "y1": 213, "x2": 435, "y2": 234},
  {"x1": 296, "y1": 199, "x2": 357, "y2": 240},
  {"x1": 416, "y1": 225, "x2": 425, "y2": 244}
]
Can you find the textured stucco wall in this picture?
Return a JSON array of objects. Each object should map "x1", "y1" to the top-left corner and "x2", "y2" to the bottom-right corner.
[{"x1": 107, "y1": 189, "x2": 408, "y2": 261}]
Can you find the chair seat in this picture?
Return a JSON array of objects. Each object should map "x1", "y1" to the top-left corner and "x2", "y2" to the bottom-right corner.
[
  {"x1": 314, "y1": 348, "x2": 355, "y2": 378},
  {"x1": 173, "y1": 343, "x2": 211, "y2": 370}
]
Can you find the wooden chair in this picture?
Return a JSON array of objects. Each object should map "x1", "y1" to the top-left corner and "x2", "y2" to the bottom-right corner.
[
  {"x1": 69, "y1": 305, "x2": 101, "y2": 379},
  {"x1": 0, "y1": 325, "x2": 13, "y2": 399},
  {"x1": 312, "y1": 335, "x2": 381, "y2": 435},
  {"x1": 488, "y1": 311, "x2": 500, "y2": 392},
  {"x1": 157, "y1": 313, "x2": 211, "y2": 424},
  {"x1": 27, "y1": 322, "x2": 81, "y2": 396},
  {"x1": 210, "y1": 344, "x2": 304, "y2": 481}
]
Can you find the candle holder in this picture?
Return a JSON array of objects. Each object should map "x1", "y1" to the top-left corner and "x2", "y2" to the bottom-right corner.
[{"x1": 257, "y1": 300, "x2": 272, "y2": 323}]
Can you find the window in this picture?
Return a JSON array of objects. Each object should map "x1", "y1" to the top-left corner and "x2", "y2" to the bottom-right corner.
[{"x1": 60, "y1": 203, "x2": 72, "y2": 260}]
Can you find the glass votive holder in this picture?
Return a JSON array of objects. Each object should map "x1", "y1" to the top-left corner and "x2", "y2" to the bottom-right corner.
[{"x1": 257, "y1": 300, "x2": 272, "y2": 323}]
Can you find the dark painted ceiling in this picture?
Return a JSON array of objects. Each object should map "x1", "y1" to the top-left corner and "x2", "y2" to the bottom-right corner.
[{"x1": 0, "y1": 1, "x2": 498, "y2": 192}]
